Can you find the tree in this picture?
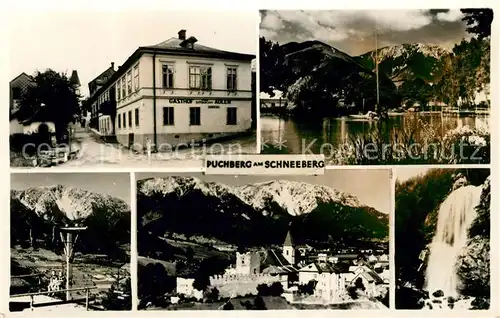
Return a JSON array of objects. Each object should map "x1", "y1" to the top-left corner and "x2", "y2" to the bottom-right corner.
[
  {"x1": 269, "y1": 282, "x2": 284, "y2": 296},
  {"x1": 17, "y1": 69, "x2": 81, "y2": 142},
  {"x1": 461, "y1": 9, "x2": 493, "y2": 39},
  {"x1": 257, "y1": 283, "x2": 271, "y2": 296},
  {"x1": 205, "y1": 287, "x2": 220, "y2": 302}
]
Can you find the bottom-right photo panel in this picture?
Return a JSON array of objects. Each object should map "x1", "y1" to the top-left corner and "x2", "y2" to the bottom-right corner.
[{"x1": 395, "y1": 168, "x2": 491, "y2": 310}]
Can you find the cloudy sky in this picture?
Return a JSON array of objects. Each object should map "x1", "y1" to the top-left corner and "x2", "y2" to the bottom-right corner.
[
  {"x1": 8, "y1": 10, "x2": 257, "y2": 97},
  {"x1": 11, "y1": 173, "x2": 131, "y2": 204},
  {"x1": 260, "y1": 9, "x2": 471, "y2": 56},
  {"x1": 138, "y1": 169, "x2": 391, "y2": 214}
]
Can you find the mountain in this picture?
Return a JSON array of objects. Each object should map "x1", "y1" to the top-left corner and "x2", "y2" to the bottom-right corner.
[
  {"x1": 137, "y1": 176, "x2": 388, "y2": 250},
  {"x1": 356, "y1": 43, "x2": 450, "y2": 86},
  {"x1": 11, "y1": 185, "x2": 130, "y2": 256},
  {"x1": 11, "y1": 185, "x2": 129, "y2": 221},
  {"x1": 259, "y1": 37, "x2": 399, "y2": 116}
]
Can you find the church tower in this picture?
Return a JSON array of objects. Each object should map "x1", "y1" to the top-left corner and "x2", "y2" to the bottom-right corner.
[{"x1": 282, "y1": 229, "x2": 295, "y2": 265}]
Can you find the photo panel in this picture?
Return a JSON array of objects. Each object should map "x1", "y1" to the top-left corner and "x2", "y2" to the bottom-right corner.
[
  {"x1": 9, "y1": 10, "x2": 258, "y2": 169},
  {"x1": 9, "y1": 173, "x2": 132, "y2": 312},
  {"x1": 136, "y1": 169, "x2": 391, "y2": 310},
  {"x1": 259, "y1": 9, "x2": 492, "y2": 165},
  {"x1": 394, "y1": 167, "x2": 491, "y2": 310}
]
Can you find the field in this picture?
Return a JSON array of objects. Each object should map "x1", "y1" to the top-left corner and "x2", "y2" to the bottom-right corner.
[{"x1": 11, "y1": 245, "x2": 130, "y2": 300}]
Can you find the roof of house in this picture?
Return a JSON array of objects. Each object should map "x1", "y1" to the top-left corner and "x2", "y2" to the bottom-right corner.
[
  {"x1": 86, "y1": 33, "x2": 255, "y2": 105},
  {"x1": 261, "y1": 249, "x2": 299, "y2": 274},
  {"x1": 10, "y1": 72, "x2": 33, "y2": 85},
  {"x1": 69, "y1": 70, "x2": 81, "y2": 86},
  {"x1": 299, "y1": 262, "x2": 350, "y2": 274},
  {"x1": 89, "y1": 65, "x2": 116, "y2": 86},
  {"x1": 352, "y1": 270, "x2": 385, "y2": 284}
]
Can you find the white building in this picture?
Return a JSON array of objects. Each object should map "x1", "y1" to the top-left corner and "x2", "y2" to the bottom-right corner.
[
  {"x1": 298, "y1": 263, "x2": 348, "y2": 303},
  {"x1": 90, "y1": 29, "x2": 255, "y2": 150},
  {"x1": 176, "y1": 277, "x2": 203, "y2": 300},
  {"x1": 259, "y1": 90, "x2": 290, "y2": 109}
]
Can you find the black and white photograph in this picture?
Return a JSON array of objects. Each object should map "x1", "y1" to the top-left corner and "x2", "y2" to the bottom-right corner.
[
  {"x1": 395, "y1": 168, "x2": 491, "y2": 310},
  {"x1": 9, "y1": 11, "x2": 257, "y2": 168},
  {"x1": 260, "y1": 9, "x2": 492, "y2": 165},
  {"x1": 9, "y1": 173, "x2": 131, "y2": 312},
  {"x1": 136, "y1": 170, "x2": 390, "y2": 310}
]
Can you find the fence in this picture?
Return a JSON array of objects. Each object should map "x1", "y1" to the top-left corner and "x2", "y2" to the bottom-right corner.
[{"x1": 10, "y1": 286, "x2": 98, "y2": 311}]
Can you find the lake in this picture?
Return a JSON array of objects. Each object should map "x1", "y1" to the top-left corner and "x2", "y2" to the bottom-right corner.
[{"x1": 260, "y1": 113, "x2": 490, "y2": 155}]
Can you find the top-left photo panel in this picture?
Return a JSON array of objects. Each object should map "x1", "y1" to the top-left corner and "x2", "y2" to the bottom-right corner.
[{"x1": 9, "y1": 10, "x2": 258, "y2": 169}]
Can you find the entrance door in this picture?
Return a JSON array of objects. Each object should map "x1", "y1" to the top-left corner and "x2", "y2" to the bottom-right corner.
[{"x1": 128, "y1": 133, "x2": 134, "y2": 148}]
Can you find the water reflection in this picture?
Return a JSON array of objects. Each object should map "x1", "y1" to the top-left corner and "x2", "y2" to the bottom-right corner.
[{"x1": 260, "y1": 114, "x2": 490, "y2": 155}]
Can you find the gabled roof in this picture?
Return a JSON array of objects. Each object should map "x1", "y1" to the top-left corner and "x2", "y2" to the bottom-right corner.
[
  {"x1": 69, "y1": 70, "x2": 80, "y2": 86},
  {"x1": 283, "y1": 229, "x2": 294, "y2": 247},
  {"x1": 10, "y1": 72, "x2": 33, "y2": 84},
  {"x1": 352, "y1": 270, "x2": 385, "y2": 284}
]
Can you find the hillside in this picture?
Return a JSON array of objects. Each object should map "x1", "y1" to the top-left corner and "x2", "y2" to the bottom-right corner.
[
  {"x1": 356, "y1": 43, "x2": 450, "y2": 86},
  {"x1": 260, "y1": 36, "x2": 400, "y2": 116},
  {"x1": 137, "y1": 177, "x2": 388, "y2": 251},
  {"x1": 11, "y1": 185, "x2": 130, "y2": 257}
]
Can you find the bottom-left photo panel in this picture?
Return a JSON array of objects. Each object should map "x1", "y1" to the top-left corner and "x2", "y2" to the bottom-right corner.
[{"x1": 9, "y1": 172, "x2": 132, "y2": 312}]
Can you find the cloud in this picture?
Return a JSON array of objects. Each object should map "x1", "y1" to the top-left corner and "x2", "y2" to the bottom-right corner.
[
  {"x1": 436, "y1": 9, "x2": 464, "y2": 22},
  {"x1": 261, "y1": 9, "x2": 467, "y2": 55}
]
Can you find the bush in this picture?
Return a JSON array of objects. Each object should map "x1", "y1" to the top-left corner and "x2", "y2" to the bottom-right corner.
[{"x1": 222, "y1": 302, "x2": 234, "y2": 310}]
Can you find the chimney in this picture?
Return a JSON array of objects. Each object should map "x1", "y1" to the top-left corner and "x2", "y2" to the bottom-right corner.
[
  {"x1": 178, "y1": 29, "x2": 186, "y2": 40},
  {"x1": 111, "y1": 62, "x2": 115, "y2": 70}
]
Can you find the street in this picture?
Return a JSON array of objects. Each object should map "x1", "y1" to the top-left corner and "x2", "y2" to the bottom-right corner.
[{"x1": 57, "y1": 124, "x2": 257, "y2": 168}]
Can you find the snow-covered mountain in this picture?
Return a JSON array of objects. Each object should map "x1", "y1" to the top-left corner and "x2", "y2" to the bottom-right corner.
[
  {"x1": 11, "y1": 185, "x2": 129, "y2": 221},
  {"x1": 137, "y1": 176, "x2": 388, "y2": 247},
  {"x1": 138, "y1": 176, "x2": 361, "y2": 216}
]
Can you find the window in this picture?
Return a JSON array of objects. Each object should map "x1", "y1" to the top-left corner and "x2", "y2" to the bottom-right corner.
[
  {"x1": 127, "y1": 71, "x2": 132, "y2": 95},
  {"x1": 134, "y1": 65, "x2": 139, "y2": 91},
  {"x1": 163, "y1": 107, "x2": 174, "y2": 125},
  {"x1": 162, "y1": 65, "x2": 174, "y2": 88},
  {"x1": 128, "y1": 110, "x2": 132, "y2": 127},
  {"x1": 123, "y1": 112, "x2": 126, "y2": 128},
  {"x1": 12, "y1": 87, "x2": 21, "y2": 99},
  {"x1": 189, "y1": 66, "x2": 211, "y2": 90},
  {"x1": 118, "y1": 113, "x2": 121, "y2": 128},
  {"x1": 189, "y1": 107, "x2": 200, "y2": 126},
  {"x1": 227, "y1": 67, "x2": 237, "y2": 91},
  {"x1": 227, "y1": 107, "x2": 237, "y2": 125},
  {"x1": 121, "y1": 77, "x2": 126, "y2": 98},
  {"x1": 135, "y1": 108, "x2": 139, "y2": 127},
  {"x1": 116, "y1": 82, "x2": 121, "y2": 100}
]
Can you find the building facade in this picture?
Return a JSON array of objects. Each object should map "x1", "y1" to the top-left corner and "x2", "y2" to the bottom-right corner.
[{"x1": 90, "y1": 29, "x2": 255, "y2": 150}]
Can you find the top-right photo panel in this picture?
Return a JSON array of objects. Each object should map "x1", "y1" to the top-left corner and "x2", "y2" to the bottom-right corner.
[{"x1": 259, "y1": 9, "x2": 492, "y2": 165}]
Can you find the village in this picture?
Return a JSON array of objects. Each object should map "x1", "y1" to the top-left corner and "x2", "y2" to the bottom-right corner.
[{"x1": 142, "y1": 229, "x2": 389, "y2": 310}]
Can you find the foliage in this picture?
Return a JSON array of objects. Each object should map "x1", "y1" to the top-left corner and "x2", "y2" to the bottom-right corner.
[
  {"x1": 330, "y1": 117, "x2": 490, "y2": 165},
  {"x1": 257, "y1": 282, "x2": 284, "y2": 296},
  {"x1": 469, "y1": 177, "x2": 490, "y2": 238},
  {"x1": 254, "y1": 295, "x2": 267, "y2": 310},
  {"x1": 461, "y1": 9, "x2": 494, "y2": 39},
  {"x1": 222, "y1": 301, "x2": 234, "y2": 310},
  {"x1": 204, "y1": 287, "x2": 220, "y2": 302},
  {"x1": 298, "y1": 280, "x2": 317, "y2": 295},
  {"x1": 101, "y1": 277, "x2": 132, "y2": 310},
  {"x1": 138, "y1": 262, "x2": 176, "y2": 300},
  {"x1": 17, "y1": 69, "x2": 81, "y2": 142}
]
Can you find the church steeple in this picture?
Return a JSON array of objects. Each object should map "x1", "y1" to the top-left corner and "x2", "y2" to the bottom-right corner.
[{"x1": 282, "y1": 227, "x2": 295, "y2": 265}]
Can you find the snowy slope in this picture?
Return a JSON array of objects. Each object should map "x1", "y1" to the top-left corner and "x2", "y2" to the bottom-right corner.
[{"x1": 138, "y1": 176, "x2": 361, "y2": 216}]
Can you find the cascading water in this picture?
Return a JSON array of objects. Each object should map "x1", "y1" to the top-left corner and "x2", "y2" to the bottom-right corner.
[{"x1": 425, "y1": 185, "x2": 482, "y2": 298}]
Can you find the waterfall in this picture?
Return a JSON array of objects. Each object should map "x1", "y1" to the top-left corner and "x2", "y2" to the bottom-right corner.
[{"x1": 425, "y1": 185, "x2": 482, "y2": 298}]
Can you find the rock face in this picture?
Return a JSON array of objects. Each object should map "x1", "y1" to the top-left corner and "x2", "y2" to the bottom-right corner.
[
  {"x1": 137, "y1": 176, "x2": 388, "y2": 247},
  {"x1": 11, "y1": 185, "x2": 131, "y2": 254},
  {"x1": 456, "y1": 236, "x2": 490, "y2": 296}
]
